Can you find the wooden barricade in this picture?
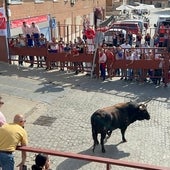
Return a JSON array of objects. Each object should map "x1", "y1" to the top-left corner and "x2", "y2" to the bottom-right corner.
[
  {"x1": 95, "y1": 47, "x2": 170, "y2": 86},
  {"x1": 163, "y1": 54, "x2": 170, "y2": 86},
  {"x1": 9, "y1": 46, "x2": 47, "y2": 56},
  {"x1": 46, "y1": 52, "x2": 94, "y2": 71},
  {"x1": 9, "y1": 46, "x2": 48, "y2": 65},
  {"x1": 8, "y1": 43, "x2": 95, "y2": 74},
  {"x1": 8, "y1": 42, "x2": 170, "y2": 86}
]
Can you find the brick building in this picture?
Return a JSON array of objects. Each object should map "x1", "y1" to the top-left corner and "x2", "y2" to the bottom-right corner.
[
  {"x1": 0, "y1": 0, "x2": 105, "y2": 41},
  {"x1": 0, "y1": 0, "x2": 105, "y2": 62}
]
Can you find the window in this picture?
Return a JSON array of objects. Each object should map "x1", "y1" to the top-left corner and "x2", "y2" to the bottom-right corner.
[
  {"x1": 8, "y1": 0, "x2": 23, "y2": 4},
  {"x1": 34, "y1": 0, "x2": 44, "y2": 3}
]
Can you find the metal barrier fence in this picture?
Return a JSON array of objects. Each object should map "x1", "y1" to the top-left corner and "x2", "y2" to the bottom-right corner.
[{"x1": 16, "y1": 146, "x2": 170, "y2": 170}]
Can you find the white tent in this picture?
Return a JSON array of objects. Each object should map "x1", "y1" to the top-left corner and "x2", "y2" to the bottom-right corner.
[
  {"x1": 140, "y1": 4, "x2": 155, "y2": 9},
  {"x1": 134, "y1": 3, "x2": 155, "y2": 10},
  {"x1": 116, "y1": 5, "x2": 135, "y2": 11}
]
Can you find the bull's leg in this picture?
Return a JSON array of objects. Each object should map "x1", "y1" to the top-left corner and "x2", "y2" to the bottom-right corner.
[
  {"x1": 101, "y1": 132, "x2": 107, "y2": 153},
  {"x1": 92, "y1": 130, "x2": 99, "y2": 152},
  {"x1": 120, "y1": 127, "x2": 127, "y2": 142}
]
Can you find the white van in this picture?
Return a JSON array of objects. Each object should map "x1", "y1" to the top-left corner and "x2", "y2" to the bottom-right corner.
[
  {"x1": 157, "y1": 15, "x2": 170, "y2": 23},
  {"x1": 154, "y1": 15, "x2": 170, "y2": 34}
]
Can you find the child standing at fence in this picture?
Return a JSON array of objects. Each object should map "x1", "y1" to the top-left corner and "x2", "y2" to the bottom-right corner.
[
  {"x1": 17, "y1": 34, "x2": 26, "y2": 66},
  {"x1": 99, "y1": 48, "x2": 107, "y2": 81},
  {"x1": 31, "y1": 153, "x2": 51, "y2": 170}
]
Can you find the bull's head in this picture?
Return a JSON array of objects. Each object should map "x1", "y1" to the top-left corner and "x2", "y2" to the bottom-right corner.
[{"x1": 138, "y1": 104, "x2": 150, "y2": 120}]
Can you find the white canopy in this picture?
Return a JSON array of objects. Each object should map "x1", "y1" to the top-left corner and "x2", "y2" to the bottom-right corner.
[
  {"x1": 116, "y1": 5, "x2": 135, "y2": 11},
  {"x1": 134, "y1": 3, "x2": 155, "y2": 10}
]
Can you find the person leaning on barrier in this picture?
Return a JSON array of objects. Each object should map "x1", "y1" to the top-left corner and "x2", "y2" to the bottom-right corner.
[
  {"x1": 30, "y1": 22, "x2": 40, "y2": 47},
  {"x1": 105, "y1": 48, "x2": 116, "y2": 80},
  {"x1": 0, "y1": 96, "x2": 6, "y2": 127},
  {"x1": 31, "y1": 153, "x2": 51, "y2": 170},
  {"x1": 26, "y1": 34, "x2": 34, "y2": 68},
  {"x1": 37, "y1": 33, "x2": 47, "y2": 68},
  {"x1": 71, "y1": 46, "x2": 80, "y2": 75},
  {"x1": 76, "y1": 36, "x2": 85, "y2": 73},
  {"x1": 22, "y1": 21, "x2": 31, "y2": 37},
  {"x1": 0, "y1": 114, "x2": 28, "y2": 170},
  {"x1": 47, "y1": 37, "x2": 59, "y2": 69},
  {"x1": 99, "y1": 47, "x2": 107, "y2": 81},
  {"x1": 17, "y1": 34, "x2": 26, "y2": 66}
]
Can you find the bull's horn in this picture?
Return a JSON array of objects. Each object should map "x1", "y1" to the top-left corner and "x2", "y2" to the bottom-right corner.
[{"x1": 139, "y1": 104, "x2": 147, "y2": 110}]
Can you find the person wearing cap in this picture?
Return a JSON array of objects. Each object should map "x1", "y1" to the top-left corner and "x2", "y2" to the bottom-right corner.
[
  {"x1": 0, "y1": 96, "x2": 6, "y2": 127},
  {"x1": 0, "y1": 114, "x2": 28, "y2": 170},
  {"x1": 31, "y1": 153, "x2": 50, "y2": 170}
]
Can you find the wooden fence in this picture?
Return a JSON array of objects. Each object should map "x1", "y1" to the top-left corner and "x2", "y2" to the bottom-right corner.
[{"x1": 8, "y1": 44, "x2": 170, "y2": 86}]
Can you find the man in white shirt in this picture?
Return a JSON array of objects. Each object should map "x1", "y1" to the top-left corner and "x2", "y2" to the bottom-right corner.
[
  {"x1": 120, "y1": 41, "x2": 131, "y2": 50},
  {"x1": 22, "y1": 21, "x2": 30, "y2": 37},
  {"x1": 30, "y1": 22, "x2": 40, "y2": 46},
  {"x1": 99, "y1": 48, "x2": 107, "y2": 81},
  {"x1": 30, "y1": 22, "x2": 40, "y2": 35}
]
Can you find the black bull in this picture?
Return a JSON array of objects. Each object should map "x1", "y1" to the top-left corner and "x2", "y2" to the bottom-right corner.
[{"x1": 91, "y1": 102, "x2": 150, "y2": 153}]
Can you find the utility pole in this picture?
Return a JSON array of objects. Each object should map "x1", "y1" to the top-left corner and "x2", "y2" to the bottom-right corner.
[{"x1": 4, "y1": 0, "x2": 11, "y2": 37}]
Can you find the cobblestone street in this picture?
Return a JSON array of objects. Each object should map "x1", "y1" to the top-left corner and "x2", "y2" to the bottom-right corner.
[{"x1": 0, "y1": 62, "x2": 170, "y2": 169}]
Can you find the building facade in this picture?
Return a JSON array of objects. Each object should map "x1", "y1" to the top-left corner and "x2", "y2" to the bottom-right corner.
[
  {"x1": 127, "y1": 0, "x2": 169, "y2": 7},
  {"x1": 0, "y1": 0, "x2": 105, "y2": 62},
  {"x1": 109, "y1": 0, "x2": 169, "y2": 7},
  {"x1": 0, "y1": 0, "x2": 106, "y2": 41}
]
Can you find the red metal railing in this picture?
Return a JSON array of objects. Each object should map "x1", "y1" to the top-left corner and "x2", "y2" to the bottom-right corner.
[{"x1": 17, "y1": 146, "x2": 170, "y2": 170}]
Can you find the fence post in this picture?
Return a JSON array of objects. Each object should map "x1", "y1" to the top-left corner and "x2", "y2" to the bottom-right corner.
[
  {"x1": 106, "y1": 163, "x2": 111, "y2": 170},
  {"x1": 163, "y1": 53, "x2": 170, "y2": 87}
]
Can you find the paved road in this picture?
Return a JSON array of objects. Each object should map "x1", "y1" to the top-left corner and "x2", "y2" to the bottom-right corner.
[
  {"x1": 1, "y1": 7, "x2": 170, "y2": 170},
  {"x1": 0, "y1": 61, "x2": 170, "y2": 170}
]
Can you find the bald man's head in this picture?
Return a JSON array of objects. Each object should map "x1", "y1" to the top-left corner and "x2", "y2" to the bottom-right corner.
[{"x1": 13, "y1": 114, "x2": 26, "y2": 125}]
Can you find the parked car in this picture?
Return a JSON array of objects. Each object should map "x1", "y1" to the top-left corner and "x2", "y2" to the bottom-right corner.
[
  {"x1": 110, "y1": 21, "x2": 140, "y2": 35},
  {"x1": 123, "y1": 19, "x2": 146, "y2": 34}
]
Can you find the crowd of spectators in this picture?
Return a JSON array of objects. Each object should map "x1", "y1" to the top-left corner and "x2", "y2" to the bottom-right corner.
[
  {"x1": 98, "y1": 23, "x2": 170, "y2": 84},
  {"x1": 8, "y1": 21, "x2": 169, "y2": 84},
  {"x1": 9, "y1": 26, "x2": 91, "y2": 74}
]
